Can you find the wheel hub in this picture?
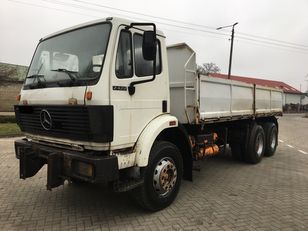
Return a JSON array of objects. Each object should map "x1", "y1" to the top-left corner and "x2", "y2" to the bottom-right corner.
[
  {"x1": 256, "y1": 133, "x2": 264, "y2": 156},
  {"x1": 270, "y1": 131, "x2": 277, "y2": 150},
  {"x1": 153, "y1": 157, "x2": 177, "y2": 197}
]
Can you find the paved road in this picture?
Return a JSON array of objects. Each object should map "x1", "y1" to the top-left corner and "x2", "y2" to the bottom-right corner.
[
  {"x1": 278, "y1": 114, "x2": 308, "y2": 153},
  {"x1": 0, "y1": 114, "x2": 308, "y2": 230}
]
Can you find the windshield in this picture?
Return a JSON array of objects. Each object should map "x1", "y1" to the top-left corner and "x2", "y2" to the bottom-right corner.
[{"x1": 24, "y1": 23, "x2": 111, "y2": 89}]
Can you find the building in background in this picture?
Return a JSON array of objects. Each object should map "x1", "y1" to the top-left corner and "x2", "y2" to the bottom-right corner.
[
  {"x1": 209, "y1": 73, "x2": 307, "y2": 112},
  {"x1": 0, "y1": 62, "x2": 28, "y2": 112}
]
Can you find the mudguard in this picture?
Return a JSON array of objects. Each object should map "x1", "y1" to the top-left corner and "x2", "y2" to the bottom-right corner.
[{"x1": 134, "y1": 114, "x2": 178, "y2": 167}]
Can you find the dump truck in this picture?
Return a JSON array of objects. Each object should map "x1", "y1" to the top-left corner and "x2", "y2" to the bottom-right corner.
[{"x1": 14, "y1": 17, "x2": 283, "y2": 211}]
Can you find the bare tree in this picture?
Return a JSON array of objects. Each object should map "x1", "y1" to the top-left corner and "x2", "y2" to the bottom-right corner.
[{"x1": 197, "y1": 62, "x2": 220, "y2": 75}]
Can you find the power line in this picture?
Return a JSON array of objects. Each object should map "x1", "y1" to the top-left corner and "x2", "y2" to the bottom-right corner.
[
  {"x1": 70, "y1": 0, "x2": 216, "y2": 31},
  {"x1": 9, "y1": 0, "x2": 98, "y2": 19},
  {"x1": 9, "y1": 0, "x2": 228, "y2": 39},
  {"x1": 56, "y1": 0, "x2": 308, "y2": 52},
  {"x1": 9, "y1": 0, "x2": 308, "y2": 53},
  {"x1": 39, "y1": 0, "x2": 231, "y2": 37},
  {"x1": 236, "y1": 35, "x2": 308, "y2": 52},
  {"x1": 68, "y1": 0, "x2": 308, "y2": 49},
  {"x1": 41, "y1": 0, "x2": 229, "y2": 36},
  {"x1": 5, "y1": 0, "x2": 238, "y2": 54},
  {"x1": 9, "y1": 0, "x2": 227, "y2": 41},
  {"x1": 235, "y1": 38, "x2": 308, "y2": 55},
  {"x1": 39, "y1": 0, "x2": 308, "y2": 52},
  {"x1": 238, "y1": 31, "x2": 308, "y2": 49}
]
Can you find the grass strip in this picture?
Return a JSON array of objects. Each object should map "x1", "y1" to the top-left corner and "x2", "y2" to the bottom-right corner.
[{"x1": 0, "y1": 123, "x2": 21, "y2": 137}]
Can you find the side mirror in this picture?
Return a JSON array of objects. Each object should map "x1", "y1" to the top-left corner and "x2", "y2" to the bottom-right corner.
[{"x1": 142, "y1": 31, "x2": 156, "y2": 61}]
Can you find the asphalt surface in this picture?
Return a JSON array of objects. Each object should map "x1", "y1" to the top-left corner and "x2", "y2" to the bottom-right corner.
[{"x1": 0, "y1": 114, "x2": 307, "y2": 230}]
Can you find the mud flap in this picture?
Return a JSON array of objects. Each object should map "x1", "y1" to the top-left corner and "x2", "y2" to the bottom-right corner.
[
  {"x1": 20, "y1": 150, "x2": 45, "y2": 179},
  {"x1": 47, "y1": 153, "x2": 64, "y2": 190}
]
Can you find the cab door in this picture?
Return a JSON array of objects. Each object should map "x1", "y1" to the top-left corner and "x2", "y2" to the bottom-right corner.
[{"x1": 110, "y1": 26, "x2": 167, "y2": 149}]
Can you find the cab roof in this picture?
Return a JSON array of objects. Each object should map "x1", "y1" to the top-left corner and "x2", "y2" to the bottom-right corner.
[{"x1": 41, "y1": 17, "x2": 165, "y2": 41}]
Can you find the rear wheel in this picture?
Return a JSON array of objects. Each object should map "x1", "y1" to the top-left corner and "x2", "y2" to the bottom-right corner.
[
  {"x1": 132, "y1": 141, "x2": 183, "y2": 211},
  {"x1": 244, "y1": 124, "x2": 265, "y2": 164},
  {"x1": 262, "y1": 122, "x2": 278, "y2": 157}
]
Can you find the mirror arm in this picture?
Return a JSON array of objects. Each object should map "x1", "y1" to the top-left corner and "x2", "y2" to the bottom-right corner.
[
  {"x1": 128, "y1": 59, "x2": 156, "y2": 95},
  {"x1": 127, "y1": 23, "x2": 157, "y2": 96}
]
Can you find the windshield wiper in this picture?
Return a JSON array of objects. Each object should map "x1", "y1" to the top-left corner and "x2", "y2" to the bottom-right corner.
[
  {"x1": 26, "y1": 74, "x2": 46, "y2": 88},
  {"x1": 51, "y1": 68, "x2": 78, "y2": 83},
  {"x1": 27, "y1": 74, "x2": 45, "y2": 79},
  {"x1": 26, "y1": 62, "x2": 47, "y2": 88}
]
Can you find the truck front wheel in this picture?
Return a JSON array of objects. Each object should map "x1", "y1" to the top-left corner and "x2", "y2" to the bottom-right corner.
[{"x1": 132, "y1": 141, "x2": 183, "y2": 211}]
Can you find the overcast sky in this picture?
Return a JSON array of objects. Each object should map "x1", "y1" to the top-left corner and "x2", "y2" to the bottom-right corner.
[{"x1": 1, "y1": 0, "x2": 308, "y2": 91}]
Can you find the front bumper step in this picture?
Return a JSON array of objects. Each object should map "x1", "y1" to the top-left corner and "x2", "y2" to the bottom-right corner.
[{"x1": 15, "y1": 139, "x2": 119, "y2": 190}]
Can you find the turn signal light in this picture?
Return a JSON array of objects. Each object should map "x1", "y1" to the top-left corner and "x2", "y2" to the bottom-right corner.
[
  {"x1": 16, "y1": 94, "x2": 21, "y2": 101},
  {"x1": 85, "y1": 91, "x2": 92, "y2": 100},
  {"x1": 169, "y1": 121, "x2": 176, "y2": 126}
]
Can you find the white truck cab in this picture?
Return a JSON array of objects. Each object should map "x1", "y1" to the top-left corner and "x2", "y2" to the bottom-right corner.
[
  {"x1": 14, "y1": 17, "x2": 282, "y2": 211},
  {"x1": 19, "y1": 17, "x2": 171, "y2": 150}
]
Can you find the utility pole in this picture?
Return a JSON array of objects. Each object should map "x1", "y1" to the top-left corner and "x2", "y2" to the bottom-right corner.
[
  {"x1": 306, "y1": 74, "x2": 308, "y2": 94},
  {"x1": 217, "y1": 22, "x2": 238, "y2": 79},
  {"x1": 300, "y1": 84, "x2": 302, "y2": 113}
]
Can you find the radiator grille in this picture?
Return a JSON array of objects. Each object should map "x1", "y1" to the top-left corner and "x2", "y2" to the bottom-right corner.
[{"x1": 15, "y1": 105, "x2": 113, "y2": 142}]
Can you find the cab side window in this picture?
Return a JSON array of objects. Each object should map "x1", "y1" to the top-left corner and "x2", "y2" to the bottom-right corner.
[
  {"x1": 134, "y1": 34, "x2": 161, "y2": 77},
  {"x1": 115, "y1": 30, "x2": 133, "y2": 78}
]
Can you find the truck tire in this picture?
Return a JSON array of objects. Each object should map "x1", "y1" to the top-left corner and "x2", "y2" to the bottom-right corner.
[
  {"x1": 245, "y1": 124, "x2": 265, "y2": 164},
  {"x1": 262, "y1": 122, "x2": 278, "y2": 157},
  {"x1": 132, "y1": 141, "x2": 183, "y2": 211}
]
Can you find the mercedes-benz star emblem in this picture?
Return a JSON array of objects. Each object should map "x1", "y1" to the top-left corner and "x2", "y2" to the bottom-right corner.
[{"x1": 40, "y1": 109, "x2": 52, "y2": 130}]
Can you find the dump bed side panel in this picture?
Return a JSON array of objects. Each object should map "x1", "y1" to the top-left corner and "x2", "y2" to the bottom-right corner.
[
  {"x1": 199, "y1": 76, "x2": 283, "y2": 122},
  {"x1": 167, "y1": 44, "x2": 283, "y2": 124},
  {"x1": 199, "y1": 76, "x2": 254, "y2": 120},
  {"x1": 256, "y1": 86, "x2": 283, "y2": 114}
]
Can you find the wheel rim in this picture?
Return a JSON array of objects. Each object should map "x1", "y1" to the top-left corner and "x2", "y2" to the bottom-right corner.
[
  {"x1": 270, "y1": 130, "x2": 277, "y2": 150},
  {"x1": 153, "y1": 157, "x2": 177, "y2": 197},
  {"x1": 255, "y1": 133, "x2": 264, "y2": 157}
]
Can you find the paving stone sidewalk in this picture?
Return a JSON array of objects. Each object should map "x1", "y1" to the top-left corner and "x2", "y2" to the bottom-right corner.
[{"x1": 0, "y1": 114, "x2": 308, "y2": 230}]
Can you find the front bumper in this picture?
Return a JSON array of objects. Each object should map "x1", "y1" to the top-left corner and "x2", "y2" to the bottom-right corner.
[{"x1": 15, "y1": 139, "x2": 119, "y2": 190}]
